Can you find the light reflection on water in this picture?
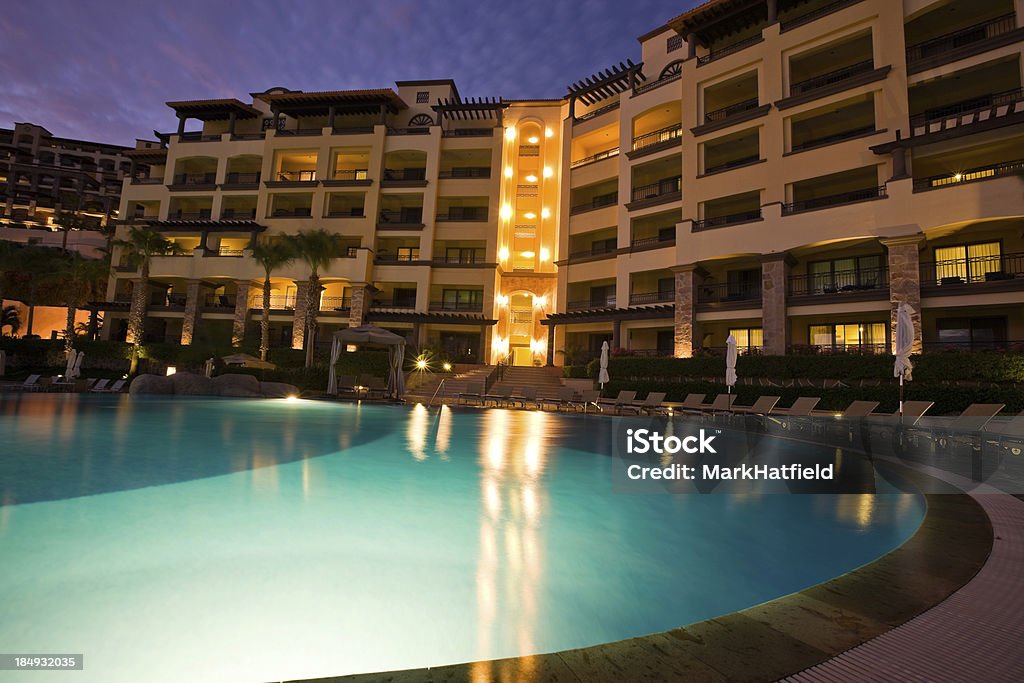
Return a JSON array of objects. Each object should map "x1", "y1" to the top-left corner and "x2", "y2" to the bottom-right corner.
[{"x1": 0, "y1": 395, "x2": 925, "y2": 682}]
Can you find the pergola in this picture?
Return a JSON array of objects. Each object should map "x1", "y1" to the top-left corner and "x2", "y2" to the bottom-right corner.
[
  {"x1": 166, "y1": 99, "x2": 263, "y2": 137},
  {"x1": 257, "y1": 89, "x2": 407, "y2": 130},
  {"x1": 566, "y1": 60, "x2": 645, "y2": 120}
]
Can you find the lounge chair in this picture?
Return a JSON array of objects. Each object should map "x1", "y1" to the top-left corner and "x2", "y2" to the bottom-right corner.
[
  {"x1": 13, "y1": 374, "x2": 43, "y2": 392},
  {"x1": 89, "y1": 379, "x2": 110, "y2": 392},
  {"x1": 732, "y1": 396, "x2": 781, "y2": 415},
  {"x1": 459, "y1": 382, "x2": 484, "y2": 405},
  {"x1": 840, "y1": 400, "x2": 880, "y2": 418},
  {"x1": 599, "y1": 390, "x2": 637, "y2": 414},
  {"x1": 678, "y1": 393, "x2": 707, "y2": 414},
  {"x1": 107, "y1": 379, "x2": 127, "y2": 393},
  {"x1": 540, "y1": 387, "x2": 577, "y2": 411},
  {"x1": 773, "y1": 397, "x2": 821, "y2": 416},
  {"x1": 874, "y1": 400, "x2": 934, "y2": 425},
  {"x1": 700, "y1": 394, "x2": 736, "y2": 414},
  {"x1": 483, "y1": 386, "x2": 512, "y2": 407},
  {"x1": 952, "y1": 403, "x2": 1005, "y2": 432},
  {"x1": 509, "y1": 386, "x2": 539, "y2": 409},
  {"x1": 578, "y1": 389, "x2": 601, "y2": 412},
  {"x1": 364, "y1": 377, "x2": 388, "y2": 399},
  {"x1": 620, "y1": 392, "x2": 667, "y2": 415},
  {"x1": 335, "y1": 375, "x2": 359, "y2": 397}
]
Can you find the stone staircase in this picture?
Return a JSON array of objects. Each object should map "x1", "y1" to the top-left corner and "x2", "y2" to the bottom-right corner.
[
  {"x1": 488, "y1": 366, "x2": 565, "y2": 400},
  {"x1": 405, "y1": 364, "x2": 494, "y2": 402}
]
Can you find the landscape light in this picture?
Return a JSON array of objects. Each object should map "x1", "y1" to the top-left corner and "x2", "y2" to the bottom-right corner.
[
  {"x1": 442, "y1": 362, "x2": 452, "y2": 372},
  {"x1": 416, "y1": 358, "x2": 428, "y2": 370}
]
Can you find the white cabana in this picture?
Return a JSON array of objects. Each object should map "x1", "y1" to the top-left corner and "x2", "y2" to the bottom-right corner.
[{"x1": 330, "y1": 325, "x2": 407, "y2": 399}]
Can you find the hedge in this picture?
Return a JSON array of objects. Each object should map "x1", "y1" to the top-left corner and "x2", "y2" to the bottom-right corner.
[
  {"x1": 601, "y1": 379, "x2": 1024, "y2": 416},
  {"x1": 587, "y1": 353, "x2": 1024, "y2": 384}
]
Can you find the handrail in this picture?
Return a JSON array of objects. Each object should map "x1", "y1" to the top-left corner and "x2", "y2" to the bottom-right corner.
[
  {"x1": 906, "y1": 13, "x2": 1016, "y2": 65},
  {"x1": 428, "y1": 377, "x2": 447, "y2": 407},
  {"x1": 912, "y1": 158, "x2": 1024, "y2": 192},
  {"x1": 910, "y1": 88, "x2": 1024, "y2": 128},
  {"x1": 631, "y1": 124, "x2": 683, "y2": 151},
  {"x1": 790, "y1": 59, "x2": 873, "y2": 95},
  {"x1": 697, "y1": 33, "x2": 763, "y2": 66},
  {"x1": 782, "y1": 185, "x2": 885, "y2": 214},
  {"x1": 571, "y1": 146, "x2": 620, "y2": 168}
]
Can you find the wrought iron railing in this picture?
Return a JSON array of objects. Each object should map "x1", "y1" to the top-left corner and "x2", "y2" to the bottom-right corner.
[
  {"x1": 782, "y1": 185, "x2": 885, "y2": 214},
  {"x1": 570, "y1": 192, "x2": 617, "y2": 214},
  {"x1": 576, "y1": 101, "x2": 620, "y2": 121},
  {"x1": 919, "y1": 252, "x2": 1024, "y2": 287},
  {"x1": 319, "y1": 296, "x2": 352, "y2": 311},
  {"x1": 270, "y1": 207, "x2": 312, "y2": 218},
  {"x1": 276, "y1": 170, "x2": 316, "y2": 182},
  {"x1": 168, "y1": 210, "x2": 212, "y2": 220},
  {"x1": 906, "y1": 14, "x2": 1016, "y2": 66},
  {"x1": 912, "y1": 159, "x2": 1024, "y2": 192},
  {"x1": 697, "y1": 34, "x2": 763, "y2": 66},
  {"x1": 371, "y1": 299, "x2": 417, "y2": 310},
  {"x1": 382, "y1": 168, "x2": 427, "y2": 182},
  {"x1": 910, "y1": 88, "x2": 1024, "y2": 128},
  {"x1": 630, "y1": 175, "x2": 681, "y2": 203},
  {"x1": 790, "y1": 342, "x2": 888, "y2": 355},
  {"x1": 332, "y1": 169, "x2": 369, "y2": 181},
  {"x1": 571, "y1": 147, "x2": 620, "y2": 168},
  {"x1": 780, "y1": 0, "x2": 861, "y2": 32},
  {"x1": 203, "y1": 295, "x2": 235, "y2": 308},
  {"x1": 567, "y1": 296, "x2": 616, "y2": 311},
  {"x1": 438, "y1": 167, "x2": 491, "y2": 179},
  {"x1": 223, "y1": 171, "x2": 261, "y2": 185},
  {"x1": 704, "y1": 97, "x2": 759, "y2": 123},
  {"x1": 429, "y1": 300, "x2": 484, "y2": 312},
  {"x1": 628, "y1": 290, "x2": 674, "y2": 305},
  {"x1": 433, "y1": 251, "x2": 486, "y2": 264},
  {"x1": 629, "y1": 233, "x2": 675, "y2": 249},
  {"x1": 377, "y1": 208, "x2": 424, "y2": 224},
  {"x1": 788, "y1": 267, "x2": 888, "y2": 296},
  {"x1": 692, "y1": 209, "x2": 761, "y2": 231},
  {"x1": 568, "y1": 244, "x2": 617, "y2": 260},
  {"x1": 790, "y1": 59, "x2": 873, "y2": 96},
  {"x1": 436, "y1": 207, "x2": 488, "y2": 221},
  {"x1": 171, "y1": 173, "x2": 216, "y2": 186},
  {"x1": 215, "y1": 248, "x2": 246, "y2": 257},
  {"x1": 790, "y1": 124, "x2": 876, "y2": 152},
  {"x1": 442, "y1": 128, "x2": 493, "y2": 137},
  {"x1": 696, "y1": 282, "x2": 761, "y2": 305},
  {"x1": 220, "y1": 208, "x2": 256, "y2": 220},
  {"x1": 703, "y1": 154, "x2": 761, "y2": 174},
  {"x1": 631, "y1": 124, "x2": 683, "y2": 152}
]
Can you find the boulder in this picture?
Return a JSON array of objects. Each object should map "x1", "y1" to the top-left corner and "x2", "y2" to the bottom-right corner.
[
  {"x1": 260, "y1": 381, "x2": 301, "y2": 398},
  {"x1": 212, "y1": 373, "x2": 261, "y2": 396},
  {"x1": 128, "y1": 374, "x2": 174, "y2": 395},
  {"x1": 170, "y1": 371, "x2": 214, "y2": 396}
]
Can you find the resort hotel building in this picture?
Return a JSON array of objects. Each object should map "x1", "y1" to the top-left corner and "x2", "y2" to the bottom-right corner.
[{"x1": 101, "y1": 0, "x2": 1024, "y2": 364}]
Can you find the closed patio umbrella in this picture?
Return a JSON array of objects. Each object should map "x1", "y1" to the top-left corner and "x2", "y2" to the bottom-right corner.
[
  {"x1": 894, "y1": 302, "x2": 915, "y2": 420},
  {"x1": 72, "y1": 351, "x2": 84, "y2": 379},
  {"x1": 64, "y1": 349, "x2": 77, "y2": 380},
  {"x1": 388, "y1": 342, "x2": 405, "y2": 399},
  {"x1": 598, "y1": 340, "x2": 610, "y2": 389},
  {"x1": 327, "y1": 335, "x2": 342, "y2": 395},
  {"x1": 725, "y1": 334, "x2": 738, "y2": 408}
]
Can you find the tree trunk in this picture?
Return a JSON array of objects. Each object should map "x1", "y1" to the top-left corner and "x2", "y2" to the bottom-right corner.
[
  {"x1": 64, "y1": 303, "x2": 76, "y2": 355},
  {"x1": 260, "y1": 275, "x2": 271, "y2": 361},
  {"x1": 127, "y1": 260, "x2": 149, "y2": 346},
  {"x1": 304, "y1": 272, "x2": 319, "y2": 368},
  {"x1": 26, "y1": 284, "x2": 36, "y2": 337},
  {"x1": 61, "y1": 229, "x2": 69, "y2": 254}
]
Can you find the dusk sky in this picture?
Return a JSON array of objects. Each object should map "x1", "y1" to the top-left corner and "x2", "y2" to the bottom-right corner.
[{"x1": 1, "y1": 0, "x2": 697, "y2": 147}]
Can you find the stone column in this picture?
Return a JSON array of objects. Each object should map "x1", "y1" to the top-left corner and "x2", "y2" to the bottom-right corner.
[
  {"x1": 180, "y1": 279, "x2": 203, "y2": 345},
  {"x1": 291, "y1": 281, "x2": 310, "y2": 350},
  {"x1": 231, "y1": 280, "x2": 253, "y2": 347},
  {"x1": 882, "y1": 235, "x2": 925, "y2": 354},
  {"x1": 672, "y1": 264, "x2": 704, "y2": 357},
  {"x1": 348, "y1": 284, "x2": 371, "y2": 327},
  {"x1": 760, "y1": 252, "x2": 793, "y2": 355}
]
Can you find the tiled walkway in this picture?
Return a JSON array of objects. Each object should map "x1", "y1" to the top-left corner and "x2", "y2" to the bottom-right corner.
[{"x1": 782, "y1": 492, "x2": 1023, "y2": 683}]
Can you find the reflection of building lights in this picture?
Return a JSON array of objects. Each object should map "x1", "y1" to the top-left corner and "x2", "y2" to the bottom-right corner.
[
  {"x1": 498, "y1": 247, "x2": 510, "y2": 261},
  {"x1": 499, "y1": 204, "x2": 512, "y2": 220},
  {"x1": 542, "y1": 166, "x2": 553, "y2": 178},
  {"x1": 505, "y1": 127, "x2": 516, "y2": 141},
  {"x1": 539, "y1": 248, "x2": 550, "y2": 262}
]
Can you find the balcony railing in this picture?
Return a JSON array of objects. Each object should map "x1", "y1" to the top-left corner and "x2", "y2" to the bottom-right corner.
[
  {"x1": 171, "y1": 172, "x2": 216, "y2": 186},
  {"x1": 919, "y1": 252, "x2": 1024, "y2": 287},
  {"x1": 518, "y1": 145, "x2": 540, "y2": 157},
  {"x1": 168, "y1": 210, "x2": 212, "y2": 221},
  {"x1": 792, "y1": 342, "x2": 888, "y2": 355},
  {"x1": 788, "y1": 267, "x2": 888, "y2": 296},
  {"x1": 697, "y1": 34, "x2": 763, "y2": 66},
  {"x1": 375, "y1": 253, "x2": 420, "y2": 264},
  {"x1": 132, "y1": 176, "x2": 164, "y2": 185},
  {"x1": 692, "y1": 209, "x2": 762, "y2": 231},
  {"x1": 570, "y1": 192, "x2": 617, "y2": 214},
  {"x1": 249, "y1": 295, "x2": 295, "y2": 310},
  {"x1": 220, "y1": 208, "x2": 257, "y2": 220},
  {"x1": 222, "y1": 171, "x2": 261, "y2": 185},
  {"x1": 576, "y1": 101, "x2": 620, "y2": 121},
  {"x1": 912, "y1": 159, "x2": 1024, "y2": 192},
  {"x1": 780, "y1": 0, "x2": 861, "y2": 32},
  {"x1": 782, "y1": 185, "x2": 885, "y2": 214},
  {"x1": 433, "y1": 251, "x2": 486, "y2": 264},
  {"x1": 438, "y1": 167, "x2": 491, "y2": 179},
  {"x1": 203, "y1": 295, "x2": 235, "y2": 308},
  {"x1": 276, "y1": 170, "x2": 317, "y2": 182},
  {"x1": 567, "y1": 296, "x2": 616, "y2": 311},
  {"x1": 704, "y1": 97, "x2": 759, "y2": 123},
  {"x1": 382, "y1": 168, "x2": 427, "y2": 182},
  {"x1": 371, "y1": 299, "x2": 417, "y2": 310},
  {"x1": 320, "y1": 296, "x2": 351, "y2": 311},
  {"x1": 696, "y1": 282, "x2": 762, "y2": 305},
  {"x1": 630, "y1": 233, "x2": 675, "y2": 249},
  {"x1": 621, "y1": 348, "x2": 676, "y2": 358},
  {"x1": 906, "y1": 14, "x2": 1016, "y2": 66},
  {"x1": 215, "y1": 248, "x2": 246, "y2": 257},
  {"x1": 429, "y1": 300, "x2": 484, "y2": 312},
  {"x1": 922, "y1": 339, "x2": 1024, "y2": 353},
  {"x1": 326, "y1": 207, "x2": 365, "y2": 218},
  {"x1": 378, "y1": 208, "x2": 423, "y2": 224},
  {"x1": 270, "y1": 207, "x2": 312, "y2": 218},
  {"x1": 910, "y1": 88, "x2": 1024, "y2": 128},
  {"x1": 790, "y1": 60, "x2": 873, "y2": 96},
  {"x1": 631, "y1": 124, "x2": 683, "y2": 152},
  {"x1": 703, "y1": 154, "x2": 760, "y2": 174},
  {"x1": 569, "y1": 244, "x2": 617, "y2": 260},
  {"x1": 630, "y1": 175, "x2": 681, "y2": 203},
  {"x1": 442, "y1": 128, "x2": 493, "y2": 137},
  {"x1": 178, "y1": 132, "x2": 221, "y2": 142},
  {"x1": 791, "y1": 124, "x2": 876, "y2": 152},
  {"x1": 571, "y1": 147, "x2": 619, "y2": 168},
  {"x1": 628, "y1": 290, "x2": 674, "y2": 306},
  {"x1": 436, "y1": 207, "x2": 488, "y2": 221},
  {"x1": 332, "y1": 169, "x2": 369, "y2": 181}
]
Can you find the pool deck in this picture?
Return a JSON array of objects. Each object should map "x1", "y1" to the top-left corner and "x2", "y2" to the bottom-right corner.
[{"x1": 275, "y1": 464, "x2": 1012, "y2": 683}]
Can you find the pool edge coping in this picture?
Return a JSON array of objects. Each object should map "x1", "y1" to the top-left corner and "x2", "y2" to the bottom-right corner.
[{"x1": 274, "y1": 465, "x2": 994, "y2": 683}]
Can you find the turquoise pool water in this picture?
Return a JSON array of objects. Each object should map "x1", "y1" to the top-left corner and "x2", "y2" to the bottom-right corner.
[{"x1": 0, "y1": 394, "x2": 924, "y2": 682}]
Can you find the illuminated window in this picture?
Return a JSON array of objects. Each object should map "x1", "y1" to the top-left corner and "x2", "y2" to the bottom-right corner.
[{"x1": 933, "y1": 242, "x2": 1001, "y2": 284}]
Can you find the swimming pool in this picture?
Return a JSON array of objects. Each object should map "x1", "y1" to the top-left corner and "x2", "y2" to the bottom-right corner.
[{"x1": 0, "y1": 394, "x2": 924, "y2": 682}]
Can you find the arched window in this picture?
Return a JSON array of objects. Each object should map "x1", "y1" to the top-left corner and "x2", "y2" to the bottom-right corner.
[
  {"x1": 408, "y1": 113, "x2": 433, "y2": 127},
  {"x1": 659, "y1": 60, "x2": 683, "y2": 80}
]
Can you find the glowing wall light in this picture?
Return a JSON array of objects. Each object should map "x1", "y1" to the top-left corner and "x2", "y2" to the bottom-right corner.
[
  {"x1": 542, "y1": 166, "x2": 553, "y2": 178},
  {"x1": 504, "y1": 167, "x2": 513, "y2": 178},
  {"x1": 545, "y1": 128, "x2": 553, "y2": 138},
  {"x1": 499, "y1": 204, "x2": 512, "y2": 220},
  {"x1": 505, "y1": 127, "x2": 516, "y2": 141},
  {"x1": 539, "y1": 247, "x2": 550, "y2": 262},
  {"x1": 498, "y1": 247, "x2": 510, "y2": 261},
  {"x1": 541, "y1": 207, "x2": 550, "y2": 219}
]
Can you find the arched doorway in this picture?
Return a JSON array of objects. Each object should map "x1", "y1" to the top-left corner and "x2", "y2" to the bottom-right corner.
[{"x1": 509, "y1": 292, "x2": 537, "y2": 366}]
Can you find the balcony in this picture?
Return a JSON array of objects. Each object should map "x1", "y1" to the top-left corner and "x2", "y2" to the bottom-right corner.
[
  {"x1": 178, "y1": 132, "x2": 222, "y2": 143},
  {"x1": 627, "y1": 175, "x2": 681, "y2": 210},
  {"x1": 442, "y1": 128, "x2": 493, "y2": 138},
  {"x1": 629, "y1": 233, "x2": 675, "y2": 251},
  {"x1": 780, "y1": 0, "x2": 863, "y2": 33},
  {"x1": 570, "y1": 191, "x2": 617, "y2": 215},
  {"x1": 697, "y1": 34, "x2": 763, "y2": 66},
  {"x1": 913, "y1": 158, "x2": 1024, "y2": 192},
  {"x1": 568, "y1": 243, "x2": 618, "y2": 262},
  {"x1": 906, "y1": 14, "x2": 1018, "y2": 72},
  {"x1": 269, "y1": 207, "x2": 312, "y2": 218},
  {"x1": 629, "y1": 124, "x2": 683, "y2": 158},
  {"x1": 131, "y1": 176, "x2": 164, "y2": 185},
  {"x1": 782, "y1": 186, "x2": 885, "y2": 215},
  {"x1": 703, "y1": 154, "x2": 761, "y2": 175},
  {"x1": 249, "y1": 295, "x2": 295, "y2": 310},
  {"x1": 323, "y1": 169, "x2": 371, "y2": 187},
  {"x1": 203, "y1": 295, "x2": 236, "y2": 308},
  {"x1": 266, "y1": 170, "x2": 318, "y2": 187},
  {"x1": 377, "y1": 208, "x2": 424, "y2": 229},
  {"x1": 696, "y1": 282, "x2": 762, "y2": 307},
  {"x1": 429, "y1": 300, "x2": 484, "y2": 312},
  {"x1": 628, "y1": 290, "x2": 673, "y2": 306},
  {"x1": 433, "y1": 250, "x2": 487, "y2": 265},
  {"x1": 375, "y1": 253, "x2": 422, "y2": 265},
  {"x1": 436, "y1": 207, "x2": 488, "y2": 222},
  {"x1": 576, "y1": 101, "x2": 620, "y2": 122},
  {"x1": 790, "y1": 60, "x2": 874, "y2": 96},
  {"x1": 788, "y1": 267, "x2": 889, "y2": 299},
  {"x1": 438, "y1": 167, "x2": 491, "y2": 179},
  {"x1": 215, "y1": 247, "x2": 247, "y2": 257},
  {"x1": 692, "y1": 209, "x2": 762, "y2": 231},
  {"x1": 571, "y1": 147, "x2": 619, "y2": 169},
  {"x1": 169, "y1": 172, "x2": 216, "y2": 190},
  {"x1": 919, "y1": 252, "x2": 1024, "y2": 291},
  {"x1": 221, "y1": 172, "x2": 261, "y2": 188},
  {"x1": 567, "y1": 296, "x2": 616, "y2": 311},
  {"x1": 371, "y1": 298, "x2": 417, "y2": 311},
  {"x1": 220, "y1": 208, "x2": 257, "y2": 220},
  {"x1": 320, "y1": 297, "x2": 352, "y2": 312},
  {"x1": 517, "y1": 145, "x2": 540, "y2": 157},
  {"x1": 381, "y1": 168, "x2": 427, "y2": 187},
  {"x1": 167, "y1": 210, "x2": 212, "y2": 221},
  {"x1": 790, "y1": 125, "x2": 877, "y2": 153},
  {"x1": 909, "y1": 88, "x2": 1024, "y2": 133}
]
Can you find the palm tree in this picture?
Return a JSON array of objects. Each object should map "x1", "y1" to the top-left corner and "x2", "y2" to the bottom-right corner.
[
  {"x1": 52, "y1": 255, "x2": 109, "y2": 355},
  {"x1": 114, "y1": 226, "x2": 182, "y2": 373},
  {"x1": 250, "y1": 238, "x2": 295, "y2": 361},
  {"x1": 53, "y1": 208, "x2": 91, "y2": 254},
  {"x1": 9, "y1": 246, "x2": 61, "y2": 338},
  {"x1": 1, "y1": 305, "x2": 20, "y2": 337},
  {"x1": 286, "y1": 229, "x2": 346, "y2": 368}
]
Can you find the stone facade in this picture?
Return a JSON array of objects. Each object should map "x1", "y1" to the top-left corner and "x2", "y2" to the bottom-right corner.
[
  {"x1": 290, "y1": 281, "x2": 310, "y2": 350},
  {"x1": 179, "y1": 279, "x2": 203, "y2": 346},
  {"x1": 348, "y1": 284, "x2": 370, "y2": 328},
  {"x1": 883, "y1": 235, "x2": 925, "y2": 354},
  {"x1": 231, "y1": 280, "x2": 253, "y2": 347},
  {"x1": 673, "y1": 265, "x2": 702, "y2": 357},
  {"x1": 760, "y1": 253, "x2": 792, "y2": 355}
]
